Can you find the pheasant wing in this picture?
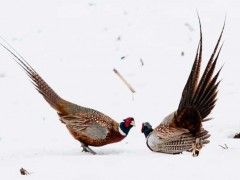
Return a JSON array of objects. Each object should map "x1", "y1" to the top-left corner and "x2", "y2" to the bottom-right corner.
[{"x1": 61, "y1": 111, "x2": 115, "y2": 140}]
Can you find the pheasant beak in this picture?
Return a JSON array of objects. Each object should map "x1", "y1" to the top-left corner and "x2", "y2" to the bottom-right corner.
[{"x1": 130, "y1": 120, "x2": 136, "y2": 126}]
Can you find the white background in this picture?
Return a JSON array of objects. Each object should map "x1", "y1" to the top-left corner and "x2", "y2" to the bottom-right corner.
[{"x1": 0, "y1": 0, "x2": 239, "y2": 179}]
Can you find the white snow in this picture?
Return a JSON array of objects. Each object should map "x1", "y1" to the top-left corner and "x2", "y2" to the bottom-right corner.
[{"x1": 0, "y1": 0, "x2": 240, "y2": 179}]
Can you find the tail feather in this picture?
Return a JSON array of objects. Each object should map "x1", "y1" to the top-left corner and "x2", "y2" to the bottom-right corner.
[
  {"x1": 178, "y1": 39, "x2": 202, "y2": 111},
  {"x1": 193, "y1": 27, "x2": 224, "y2": 106},
  {"x1": 193, "y1": 43, "x2": 223, "y2": 119},
  {"x1": 198, "y1": 78, "x2": 221, "y2": 110},
  {"x1": 197, "y1": 68, "x2": 221, "y2": 107},
  {"x1": 177, "y1": 17, "x2": 224, "y2": 122},
  {"x1": 201, "y1": 99, "x2": 217, "y2": 118},
  {"x1": 0, "y1": 42, "x2": 67, "y2": 114},
  {"x1": 177, "y1": 15, "x2": 203, "y2": 112},
  {"x1": 17, "y1": 59, "x2": 63, "y2": 112}
]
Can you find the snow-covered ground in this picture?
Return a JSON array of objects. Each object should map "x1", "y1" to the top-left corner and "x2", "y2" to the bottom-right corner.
[{"x1": 1, "y1": 0, "x2": 240, "y2": 179}]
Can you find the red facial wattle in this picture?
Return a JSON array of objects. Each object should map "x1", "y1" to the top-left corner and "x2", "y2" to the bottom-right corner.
[
  {"x1": 124, "y1": 119, "x2": 131, "y2": 127},
  {"x1": 124, "y1": 118, "x2": 134, "y2": 128},
  {"x1": 141, "y1": 123, "x2": 145, "y2": 133}
]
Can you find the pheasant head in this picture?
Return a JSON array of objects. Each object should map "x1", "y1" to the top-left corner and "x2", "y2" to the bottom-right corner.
[
  {"x1": 141, "y1": 122, "x2": 153, "y2": 138},
  {"x1": 119, "y1": 117, "x2": 135, "y2": 136}
]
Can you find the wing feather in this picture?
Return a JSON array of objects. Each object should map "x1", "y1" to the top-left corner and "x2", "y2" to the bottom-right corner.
[{"x1": 61, "y1": 112, "x2": 114, "y2": 140}]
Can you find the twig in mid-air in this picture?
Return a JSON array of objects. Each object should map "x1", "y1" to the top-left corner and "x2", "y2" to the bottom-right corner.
[{"x1": 113, "y1": 68, "x2": 136, "y2": 93}]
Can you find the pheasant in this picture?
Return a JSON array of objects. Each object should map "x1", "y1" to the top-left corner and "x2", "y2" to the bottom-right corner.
[
  {"x1": 141, "y1": 18, "x2": 224, "y2": 155},
  {"x1": 1, "y1": 44, "x2": 135, "y2": 155}
]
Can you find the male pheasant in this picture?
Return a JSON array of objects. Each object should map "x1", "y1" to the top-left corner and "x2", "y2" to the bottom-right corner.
[
  {"x1": 141, "y1": 18, "x2": 224, "y2": 155},
  {"x1": 1, "y1": 44, "x2": 135, "y2": 155}
]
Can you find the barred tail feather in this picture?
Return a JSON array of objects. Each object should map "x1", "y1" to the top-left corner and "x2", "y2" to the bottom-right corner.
[
  {"x1": 0, "y1": 42, "x2": 67, "y2": 114},
  {"x1": 177, "y1": 16, "x2": 203, "y2": 113},
  {"x1": 177, "y1": 17, "x2": 224, "y2": 122},
  {"x1": 193, "y1": 32, "x2": 224, "y2": 119}
]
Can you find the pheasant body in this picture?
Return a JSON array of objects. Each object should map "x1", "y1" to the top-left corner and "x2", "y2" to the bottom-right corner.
[
  {"x1": 1, "y1": 44, "x2": 135, "y2": 154},
  {"x1": 142, "y1": 18, "x2": 224, "y2": 155},
  {"x1": 61, "y1": 109, "x2": 127, "y2": 147}
]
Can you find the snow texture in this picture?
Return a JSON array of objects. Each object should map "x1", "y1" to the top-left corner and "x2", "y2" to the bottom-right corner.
[{"x1": 0, "y1": 0, "x2": 240, "y2": 179}]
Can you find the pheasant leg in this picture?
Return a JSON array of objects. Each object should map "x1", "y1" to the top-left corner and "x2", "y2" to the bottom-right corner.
[
  {"x1": 191, "y1": 138, "x2": 203, "y2": 157},
  {"x1": 81, "y1": 142, "x2": 97, "y2": 155}
]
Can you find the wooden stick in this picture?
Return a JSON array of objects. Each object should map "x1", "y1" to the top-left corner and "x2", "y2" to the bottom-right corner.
[{"x1": 113, "y1": 68, "x2": 136, "y2": 93}]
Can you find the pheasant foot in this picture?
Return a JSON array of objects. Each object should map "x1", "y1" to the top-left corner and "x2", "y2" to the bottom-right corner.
[
  {"x1": 191, "y1": 138, "x2": 203, "y2": 157},
  {"x1": 81, "y1": 142, "x2": 97, "y2": 155}
]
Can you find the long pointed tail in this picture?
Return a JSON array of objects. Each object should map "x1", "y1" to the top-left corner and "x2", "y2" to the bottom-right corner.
[
  {"x1": 1, "y1": 42, "x2": 69, "y2": 115},
  {"x1": 177, "y1": 17, "x2": 224, "y2": 121}
]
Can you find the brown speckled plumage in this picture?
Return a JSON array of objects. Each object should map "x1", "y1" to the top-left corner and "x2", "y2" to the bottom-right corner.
[
  {"x1": 142, "y1": 17, "x2": 224, "y2": 155},
  {"x1": 1, "y1": 43, "x2": 134, "y2": 154}
]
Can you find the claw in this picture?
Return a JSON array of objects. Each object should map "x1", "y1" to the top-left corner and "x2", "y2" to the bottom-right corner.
[{"x1": 191, "y1": 138, "x2": 203, "y2": 157}]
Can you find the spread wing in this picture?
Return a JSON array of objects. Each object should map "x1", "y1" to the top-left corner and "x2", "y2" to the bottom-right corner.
[
  {"x1": 61, "y1": 111, "x2": 115, "y2": 140},
  {"x1": 177, "y1": 16, "x2": 224, "y2": 121}
]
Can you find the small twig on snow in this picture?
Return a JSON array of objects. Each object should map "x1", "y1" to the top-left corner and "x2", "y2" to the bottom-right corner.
[
  {"x1": 140, "y1": 58, "x2": 144, "y2": 66},
  {"x1": 20, "y1": 167, "x2": 30, "y2": 175},
  {"x1": 219, "y1": 144, "x2": 228, "y2": 149}
]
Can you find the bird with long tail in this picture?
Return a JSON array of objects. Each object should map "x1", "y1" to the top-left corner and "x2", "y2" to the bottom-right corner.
[
  {"x1": 1, "y1": 41, "x2": 135, "y2": 155},
  {"x1": 141, "y1": 17, "x2": 224, "y2": 156}
]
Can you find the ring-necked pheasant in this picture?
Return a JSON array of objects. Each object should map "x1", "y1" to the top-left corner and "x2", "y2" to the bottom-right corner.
[
  {"x1": 141, "y1": 18, "x2": 224, "y2": 155},
  {"x1": 1, "y1": 44, "x2": 135, "y2": 155}
]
